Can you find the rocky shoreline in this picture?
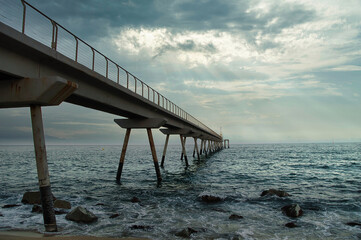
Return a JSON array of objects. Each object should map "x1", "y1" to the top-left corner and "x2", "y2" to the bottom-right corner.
[{"x1": 1, "y1": 189, "x2": 360, "y2": 239}]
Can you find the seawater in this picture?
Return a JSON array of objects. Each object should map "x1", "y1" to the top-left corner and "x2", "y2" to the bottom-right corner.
[{"x1": 0, "y1": 143, "x2": 360, "y2": 239}]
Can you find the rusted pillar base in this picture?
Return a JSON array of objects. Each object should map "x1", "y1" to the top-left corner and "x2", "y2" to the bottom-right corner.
[
  {"x1": 116, "y1": 128, "x2": 131, "y2": 184},
  {"x1": 147, "y1": 128, "x2": 162, "y2": 185},
  {"x1": 30, "y1": 105, "x2": 57, "y2": 232}
]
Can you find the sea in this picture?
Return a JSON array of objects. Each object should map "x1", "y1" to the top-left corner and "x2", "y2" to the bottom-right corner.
[{"x1": 0, "y1": 143, "x2": 360, "y2": 239}]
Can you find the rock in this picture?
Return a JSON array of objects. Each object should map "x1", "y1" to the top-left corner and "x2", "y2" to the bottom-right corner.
[
  {"x1": 32, "y1": 205, "x2": 67, "y2": 215},
  {"x1": 282, "y1": 204, "x2": 303, "y2": 218},
  {"x1": 22, "y1": 191, "x2": 56, "y2": 205},
  {"x1": 2, "y1": 204, "x2": 21, "y2": 208},
  {"x1": 32, "y1": 205, "x2": 42, "y2": 213},
  {"x1": 109, "y1": 213, "x2": 120, "y2": 219},
  {"x1": 261, "y1": 189, "x2": 290, "y2": 197},
  {"x1": 200, "y1": 195, "x2": 222, "y2": 203},
  {"x1": 65, "y1": 206, "x2": 98, "y2": 223},
  {"x1": 346, "y1": 222, "x2": 361, "y2": 227},
  {"x1": 53, "y1": 200, "x2": 71, "y2": 209},
  {"x1": 229, "y1": 214, "x2": 243, "y2": 220},
  {"x1": 55, "y1": 209, "x2": 67, "y2": 215},
  {"x1": 175, "y1": 227, "x2": 198, "y2": 238},
  {"x1": 285, "y1": 222, "x2": 298, "y2": 228},
  {"x1": 130, "y1": 225, "x2": 153, "y2": 230},
  {"x1": 131, "y1": 197, "x2": 141, "y2": 203}
]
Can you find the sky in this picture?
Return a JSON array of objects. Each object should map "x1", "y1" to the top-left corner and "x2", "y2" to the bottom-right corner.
[{"x1": 0, "y1": 0, "x2": 361, "y2": 145}]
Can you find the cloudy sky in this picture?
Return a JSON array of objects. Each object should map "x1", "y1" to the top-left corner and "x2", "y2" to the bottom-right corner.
[{"x1": 1, "y1": 0, "x2": 361, "y2": 145}]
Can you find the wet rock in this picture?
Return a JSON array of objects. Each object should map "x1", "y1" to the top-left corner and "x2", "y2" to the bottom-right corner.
[
  {"x1": 109, "y1": 213, "x2": 120, "y2": 219},
  {"x1": 285, "y1": 222, "x2": 298, "y2": 228},
  {"x1": 130, "y1": 225, "x2": 153, "y2": 231},
  {"x1": 282, "y1": 204, "x2": 303, "y2": 217},
  {"x1": 200, "y1": 195, "x2": 222, "y2": 203},
  {"x1": 229, "y1": 214, "x2": 244, "y2": 220},
  {"x1": 32, "y1": 205, "x2": 42, "y2": 213},
  {"x1": 261, "y1": 189, "x2": 290, "y2": 197},
  {"x1": 346, "y1": 222, "x2": 361, "y2": 227},
  {"x1": 65, "y1": 206, "x2": 98, "y2": 223},
  {"x1": 131, "y1": 197, "x2": 141, "y2": 203},
  {"x1": 32, "y1": 205, "x2": 67, "y2": 215},
  {"x1": 22, "y1": 191, "x2": 56, "y2": 205},
  {"x1": 175, "y1": 227, "x2": 198, "y2": 238},
  {"x1": 53, "y1": 200, "x2": 71, "y2": 209},
  {"x1": 2, "y1": 204, "x2": 21, "y2": 208}
]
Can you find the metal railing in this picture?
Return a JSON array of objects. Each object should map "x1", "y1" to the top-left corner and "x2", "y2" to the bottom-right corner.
[{"x1": 0, "y1": 0, "x2": 220, "y2": 138}]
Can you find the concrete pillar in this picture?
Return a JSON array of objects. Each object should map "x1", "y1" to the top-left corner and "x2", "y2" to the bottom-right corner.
[
  {"x1": 147, "y1": 128, "x2": 162, "y2": 185},
  {"x1": 180, "y1": 135, "x2": 189, "y2": 167},
  {"x1": 181, "y1": 137, "x2": 187, "y2": 160},
  {"x1": 194, "y1": 138, "x2": 200, "y2": 160},
  {"x1": 116, "y1": 128, "x2": 131, "y2": 184},
  {"x1": 160, "y1": 134, "x2": 169, "y2": 168},
  {"x1": 30, "y1": 105, "x2": 57, "y2": 232}
]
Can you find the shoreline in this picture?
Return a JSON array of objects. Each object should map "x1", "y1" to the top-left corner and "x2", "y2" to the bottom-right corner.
[{"x1": 0, "y1": 230, "x2": 149, "y2": 240}]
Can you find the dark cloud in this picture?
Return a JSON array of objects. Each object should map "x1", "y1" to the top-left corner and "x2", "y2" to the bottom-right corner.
[{"x1": 25, "y1": 0, "x2": 316, "y2": 42}]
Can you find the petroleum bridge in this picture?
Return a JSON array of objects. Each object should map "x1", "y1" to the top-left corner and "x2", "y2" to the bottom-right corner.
[{"x1": 0, "y1": 0, "x2": 230, "y2": 232}]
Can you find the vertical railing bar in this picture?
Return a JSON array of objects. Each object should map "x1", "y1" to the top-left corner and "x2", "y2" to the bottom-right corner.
[
  {"x1": 117, "y1": 65, "x2": 119, "y2": 84},
  {"x1": 126, "y1": 72, "x2": 129, "y2": 89},
  {"x1": 158, "y1": 93, "x2": 160, "y2": 106},
  {"x1": 21, "y1": 0, "x2": 26, "y2": 34},
  {"x1": 142, "y1": 82, "x2": 144, "y2": 97},
  {"x1": 134, "y1": 77, "x2": 137, "y2": 93},
  {"x1": 75, "y1": 37, "x2": 78, "y2": 62},
  {"x1": 105, "y1": 57, "x2": 109, "y2": 79},
  {"x1": 91, "y1": 48, "x2": 95, "y2": 71}
]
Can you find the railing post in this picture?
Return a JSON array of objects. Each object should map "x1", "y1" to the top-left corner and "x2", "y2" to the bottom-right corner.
[
  {"x1": 126, "y1": 72, "x2": 129, "y2": 89},
  {"x1": 134, "y1": 77, "x2": 137, "y2": 93},
  {"x1": 21, "y1": 0, "x2": 26, "y2": 34},
  {"x1": 75, "y1": 38, "x2": 79, "y2": 62},
  {"x1": 91, "y1": 48, "x2": 95, "y2": 71},
  {"x1": 51, "y1": 21, "x2": 58, "y2": 50},
  {"x1": 105, "y1": 58, "x2": 109, "y2": 78},
  {"x1": 117, "y1": 66, "x2": 119, "y2": 84}
]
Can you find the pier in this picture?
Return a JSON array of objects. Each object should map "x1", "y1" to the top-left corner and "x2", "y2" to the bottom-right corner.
[{"x1": 0, "y1": 0, "x2": 228, "y2": 232}]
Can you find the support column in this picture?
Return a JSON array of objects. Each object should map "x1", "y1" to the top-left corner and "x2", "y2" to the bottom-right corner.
[
  {"x1": 180, "y1": 135, "x2": 189, "y2": 167},
  {"x1": 116, "y1": 128, "x2": 131, "y2": 184},
  {"x1": 194, "y1": 138, "x2": 200, "y2": 160},
  {"x1": 204, "y1": 140, "x2": 208, "y2": 157},
  {"x1": 161, "y1": 134, "x2": 169, "y2": 168},
  {"x1": 200, "y1": 139, "x2": 204, "y2": 155},
  {"x1": 147, "y1": 128, "x2": 162, "y2": 185},
  {"x1": 181, "y1": 137, "x2": 187, "y2": 160},
  {"x1": 30, "y1": 105, "x2": 57, "y2": 232},
  {"x1": 192, "y1": 142, "x2": 196, "y2": 157}
]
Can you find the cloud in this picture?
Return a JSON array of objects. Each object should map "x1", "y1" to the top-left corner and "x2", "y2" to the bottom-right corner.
[{"x1": 328, "y1": 65, "x2": 361, "y2": 72}]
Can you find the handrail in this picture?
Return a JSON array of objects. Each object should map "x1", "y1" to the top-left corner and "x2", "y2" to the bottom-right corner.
[{"x1": 1, "y1": 0, "x2": 220, "y2": 138}]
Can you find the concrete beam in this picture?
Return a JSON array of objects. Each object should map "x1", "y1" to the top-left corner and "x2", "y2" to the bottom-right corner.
[
  {"x1": 159, "y1": 128, "x2": 192, "y2": 135},
  {"x1": 114, "y1": 118, "x2": 167, "y2": 129},
  {"x1": 0, "y1": 77, "x2": 77, "y2": 108}
]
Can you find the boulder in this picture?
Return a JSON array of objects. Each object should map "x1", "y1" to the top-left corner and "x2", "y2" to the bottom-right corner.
[
  {"x1": 285, "y1": 222, "x2": 298, "y2": 228},
  {"x1": 131, "y1": 197, "x2": 141, "y2": 203},
  {"x1": 175, "y1": 227, "x2": 198, "y2": 238},
  {"x1": 346, "y1": 222, "x2": 361, "y2": 227},
  {"x1": 282, "y1": 204, "x2": 303, "y2": 218},
  {"x1": 229, "y1": 214, "x2": 244, "y2": 220},
  {"x1": 54, "y1": 200, "x2": 71, "y2": 209},
  {"x1": 109, "y1": 213, "x2": 120, "y2": 219},
  {"x1": 130, "y1": 225, "x2": 153, "y2": 231},
  {"x1": 65, "y1": 206, "x2": 98, "y2": 223},
  {"x1": 261, "y1": 189, "x2": 290, "y2": 197},
  {"x1": 22, "y1": 191, "x2": 56, "y2": 204},
  {"x1": 2, "y1": 204, "x2": 21, "y2": 208},
  {"x1": 32, "y1": 205, "x2": 43, "y2": 213},
  {"x1": 200, "y1": 195, "x2": 222, "y2": 203}
]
